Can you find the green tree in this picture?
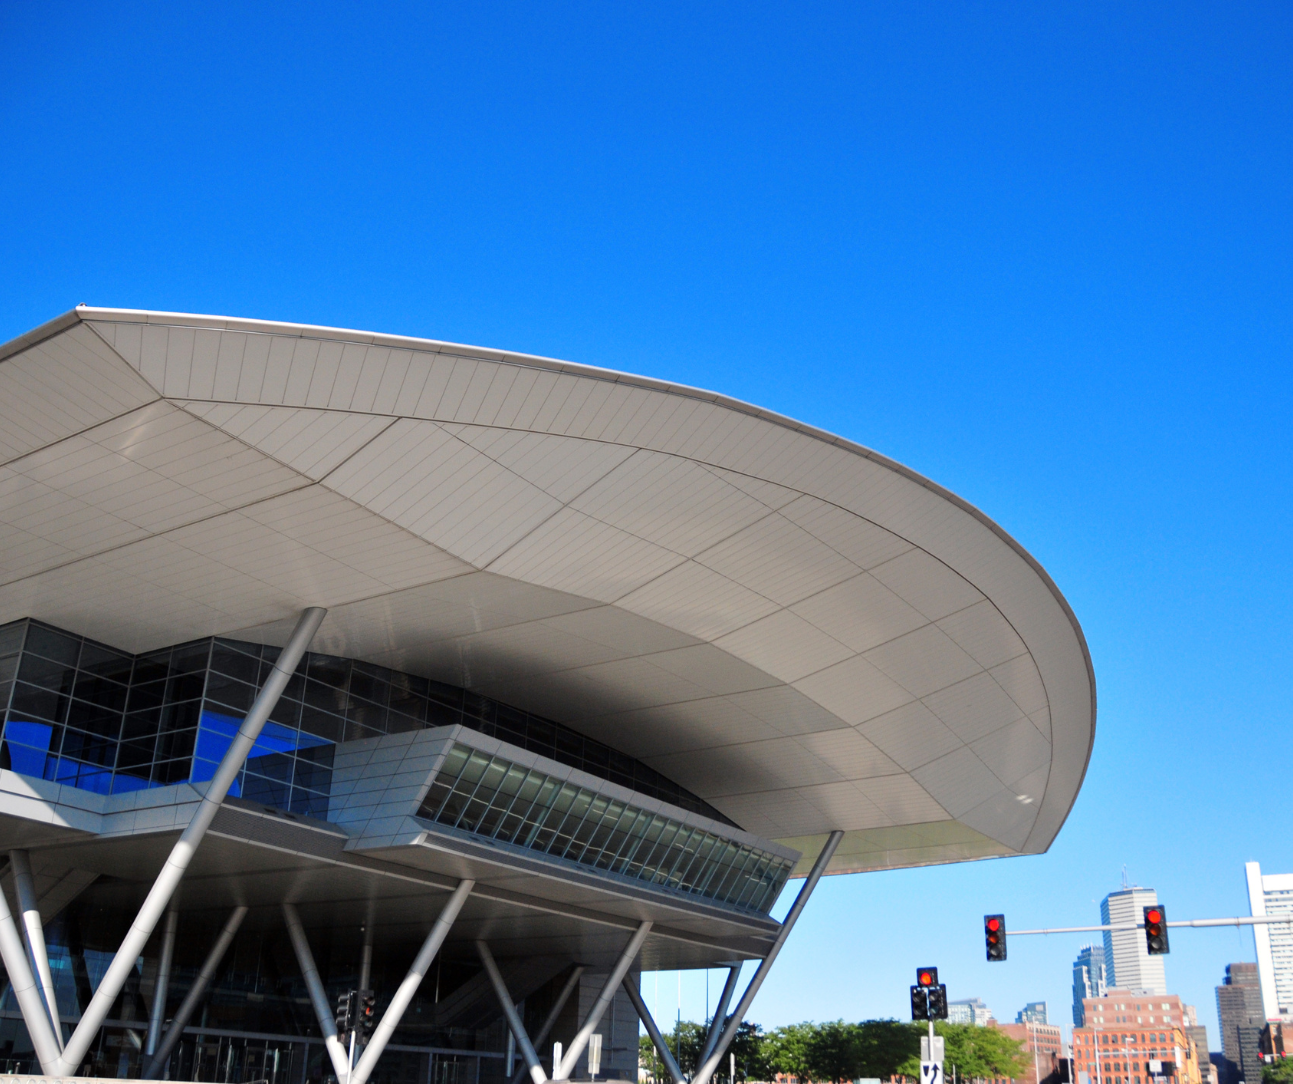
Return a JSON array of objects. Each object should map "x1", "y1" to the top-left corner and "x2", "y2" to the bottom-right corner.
[
  {"x1": 856, "y1": 1020, "x2": 922, "y2": 1079},
  {"x1": 805, "y1": 1020, "x2": 866, "y2": 1082},
  {"x1": 719, "y1": 1020, "x2": 768, "y2": 1082},
  {"x1": 1262, "y1": 1059, "x2": 1293, "y2": 1084},
  {"x1": 763, "y1": 1023, "x2": 817, "y2": 1081},
  {"x1": 897, "y1": 1023, "x2": 1028, "y2": 1081},
  {"x1": 669, "y1": 1020, "x2": 709, "y2": 1078},
  {"x1": 640, "y1": 1034, "x2": 667, "y2": 1082}
]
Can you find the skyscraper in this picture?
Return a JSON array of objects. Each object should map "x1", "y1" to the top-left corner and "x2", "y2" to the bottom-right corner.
[
  {"x1": 1102, "y1": 885, "x2": 1167, "y2": 994},
  {"x1": 1216, "y1": 963, "x2": 1264, "y2": 1084},
  {"x1": 948, "y1": 998, "x2": 995, "y2": 1026},
  {"x1": 1018, "y1": 1002, "x2": 1049, "y2": 1024},
  {"x1": 1073, "y1": 944, "x2": 1108, "y2": 1026},
  {"x1": 1245, "y1": 862, "x2": 1293, "y2": 1019}
]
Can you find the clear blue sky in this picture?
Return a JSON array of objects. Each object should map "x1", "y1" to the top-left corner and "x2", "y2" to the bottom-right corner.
[{"x1": 3, "y1": 0, "x2": 1292, "y2": 1050}]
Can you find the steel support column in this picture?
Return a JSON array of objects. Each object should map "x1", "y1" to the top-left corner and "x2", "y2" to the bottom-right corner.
[
  {"x1": 144, "y1": 910, "x2": 178, "y2": 1058},
  {"x1": 348, "y1": 878, "x2": 474, "y2": 1084},
  {"x1": 691, "y1": 831, "x2": 843, "y2": 1084},
  {"x1": 553, "y1": 921, "x2": 651, "y2": 1081},
  {"x1": 509, "y1": 966, "x2": 585, "y2": 1084},
  {"x1": 621, "y1": 976, "x2": 685, "y2": 1084},
  {"x1": 0, "y1": 870, "x2": 62, "y2": 1072},
  {"x1": 477, "y1": 941, "x2": 547, "y2": 1084},
  {"x1": 284, "y1": 902, "x2": 353, "y2": 1084},
  {"x1": 10, "y1": 849, "x2": 62, "y2": 1051},
  {"x1": 143, "y1": 906, "x2": 247, "y2": 1079},
  {"x1": 55, "y1": 606, "x2": 326, "y2": 1075},
  {"x1": 698, "y1": 965, "x2": 741, "y2": 1067}
]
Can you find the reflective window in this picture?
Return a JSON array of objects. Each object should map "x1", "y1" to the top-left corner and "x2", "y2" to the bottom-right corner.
[
  {"x1": 0, "y1": 620, "x2": 733, "y2": 829},
  {"x1": 417, "y1": 743, "x2": 792, "y2": 914}
]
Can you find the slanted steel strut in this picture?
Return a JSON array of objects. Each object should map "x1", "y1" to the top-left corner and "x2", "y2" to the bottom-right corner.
[
  {"x1": 10, "y1": 849, "x2": 63, "y2": 1051},
  {"x1": 348, "y1": 878, "x2": 474, "y2": 1084},
  {"x1": 691, "y1": 830, "x2": 843, "y2": 1084},
  {"x1": 477, "y1": 941, "x2": 547, "y2": 1084},
  {"x1": 622, "y1": 974, "x2": 686, "y2": 1084},
  {"x1": 53, "y1": 606, "x2": 327, "y2": 1076},
  {"x1": 509, "y1": 966, "x2": 585, "y2": 1084},
  {"x1": 553, "y1": 921, "x2": 651, "y2": 1081},
  {"x1": 143, "y1": 906, "x2": 248, "y2": 1080}
]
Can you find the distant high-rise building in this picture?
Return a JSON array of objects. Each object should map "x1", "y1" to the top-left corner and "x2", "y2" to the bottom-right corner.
[
  {"x1": 1245, "y1": 862, "x2": 1293, "y2": 1019},
  {"x1": 1216, "y1": 963, "x2": 1265, "y2": 1084},
  {"x1": 1074, "y1": 944, "x2": 1108, "y2": 1026},
  {"x1": 1017, "y1": 1002, "x2": 1048, "y2": 1025},
  {"x1": 948, "y1": 997, "x2": 994, "y2": 1026},
  {"x1": 1102, "y1": 885, "x2": 1167, "y2": 995}
]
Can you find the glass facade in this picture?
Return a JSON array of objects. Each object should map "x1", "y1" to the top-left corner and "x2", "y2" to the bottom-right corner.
[
  {"x1": 417, "y1": 743, "x2": 794, "y2": 914},
  {"x1": 0, "y1": 618, "x2": 733, "y2": 825},
  {"x1": 0, "y1": 896, "x2": 511, "y2": 1082}
]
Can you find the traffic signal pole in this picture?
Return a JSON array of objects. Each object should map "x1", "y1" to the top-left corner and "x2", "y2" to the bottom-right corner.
[{"x1": 1003, "y1": 915, "x2": 1293, "y2": 936}]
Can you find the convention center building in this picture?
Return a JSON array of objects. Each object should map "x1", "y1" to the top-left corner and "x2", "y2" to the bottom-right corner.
[{"x1": 0, "y1": 308, "x2": 1095, "y2": 1084}]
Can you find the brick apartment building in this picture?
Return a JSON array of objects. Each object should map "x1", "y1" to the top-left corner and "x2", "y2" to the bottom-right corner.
[
  {"x1": 996, "y1": 1023, "x2": 1065, "y2": 1084},
  {"x1": 1072, "y1": 994, "x2": 1203, "y2": 1084}
]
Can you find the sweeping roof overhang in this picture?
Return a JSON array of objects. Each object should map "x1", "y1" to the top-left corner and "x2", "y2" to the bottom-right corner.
[{"x1": 0, "y1": 307, "x2": 1095, "y2": 877}]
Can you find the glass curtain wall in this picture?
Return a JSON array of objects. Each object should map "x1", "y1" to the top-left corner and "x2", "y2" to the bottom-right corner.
[
  {"x1": 418, "y1": 743, "x2": 793, "y2": 914},
  {"x1": 0, "y1": 619, "x2": 733, "y2": 825}
]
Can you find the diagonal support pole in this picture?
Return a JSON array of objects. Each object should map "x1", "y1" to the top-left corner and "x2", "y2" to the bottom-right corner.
[
  {"x1": 143, "y1": 906, "x2": 247, "y2": 1080},
  {"x1": 348, "y1": 878, "x2": 474, "y2": 1084},
  {"x1": 691, "y1": 831, "x2": 842, "y2": 1084},
  {"x1": 10, "y1": 849, "x2": 63, "y2": 1051},
  {"x1": 509, "y1": 965, "x2": 584, "y2": 1084},
  {"x1": 621, "y1": 975, "x2": 685, "y2": 1084},
  {"x1": 144, "y1": 909, "x2": 178, "y2": 1058},
  {"x1": 55, "y1": 605, "x2": 326, "y2": 1075},
  {"x1": 284, "y1": 902, "x2": 354, "y2": 1084},
  {"x1": 697, "y1": 965, "x2": 741, "y2": 1067},
  {"x1": 553, "y1": 921, "x2": 651, "y2": 1081},
  {"x1": 0, "y1": 868, "x2": 62, "y2": 1072},
  {"x1": 477, "y1": 941, "x2": 547, "y2": 1084}
]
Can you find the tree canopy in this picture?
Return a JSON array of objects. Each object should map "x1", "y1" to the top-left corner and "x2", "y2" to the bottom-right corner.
[{"x1": 638, "y1": 1018, "x2": 1027, "y2": 1083}]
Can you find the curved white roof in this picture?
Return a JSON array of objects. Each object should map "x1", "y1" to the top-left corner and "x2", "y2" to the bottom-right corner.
[{"x1": 0, "y1": 307, "x2": 1095, "y2": 876}]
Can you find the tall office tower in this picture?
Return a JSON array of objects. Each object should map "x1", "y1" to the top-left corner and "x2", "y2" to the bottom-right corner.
[
  {"x1": 1102, "y1": 885, "x2": 1168, "y2": 994},
  {"x1": 948, "y1": 998, "x2": 995, "y2": 1026},
  {"x1": 1246, "y1": 862, "x2": 1293, "y2": 1018},
  {"x1": 1017, "y1": 1002, "x2": 1048, "y2": 1025},
  {"x1": 1073, "y1": 944, "x2": 1107, "y2": 1026},
  {"x1": 1216, "y1": 963, "x2": 1265, "y2": 1084}
]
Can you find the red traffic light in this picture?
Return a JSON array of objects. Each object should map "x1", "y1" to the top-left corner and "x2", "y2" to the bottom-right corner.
[
  {"x1": 984, "y1": 914, "x2": 1007, "y2": 961},
  {"x1": 917, "y1": 967, "x2": 938, "y2": 987},
  {"x1": 1143, "y1": 905, "x2": 1170, "y2": 956}
]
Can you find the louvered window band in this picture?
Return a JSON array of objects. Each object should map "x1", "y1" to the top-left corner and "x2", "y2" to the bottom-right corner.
[{"x1": 417, "y1": 743, "x2": 793, "y2": 914}]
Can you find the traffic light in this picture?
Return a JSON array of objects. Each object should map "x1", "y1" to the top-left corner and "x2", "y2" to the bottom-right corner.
[
  {"x1": 985, "y1": 914, "x2": 1007, "y2": 962},
  {"x1": 336, "y1": 989, "x2": 355, "y2": 1033},
  {"x1": 917, "y1": 967, "x2": 939, "y2": 989},
  {"x1": 358, "y1": 989, "x2": 376, "y2": 1040},
  {"x1": 1144, "y1": 906, "x2": 1170, "y2": 955},
  {"x1": 928, "y1": 984, "x2": 948, "y2": 1020},
  {"x1": 911, "y1": 985, "x2": 930, "y2": 1021}
]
